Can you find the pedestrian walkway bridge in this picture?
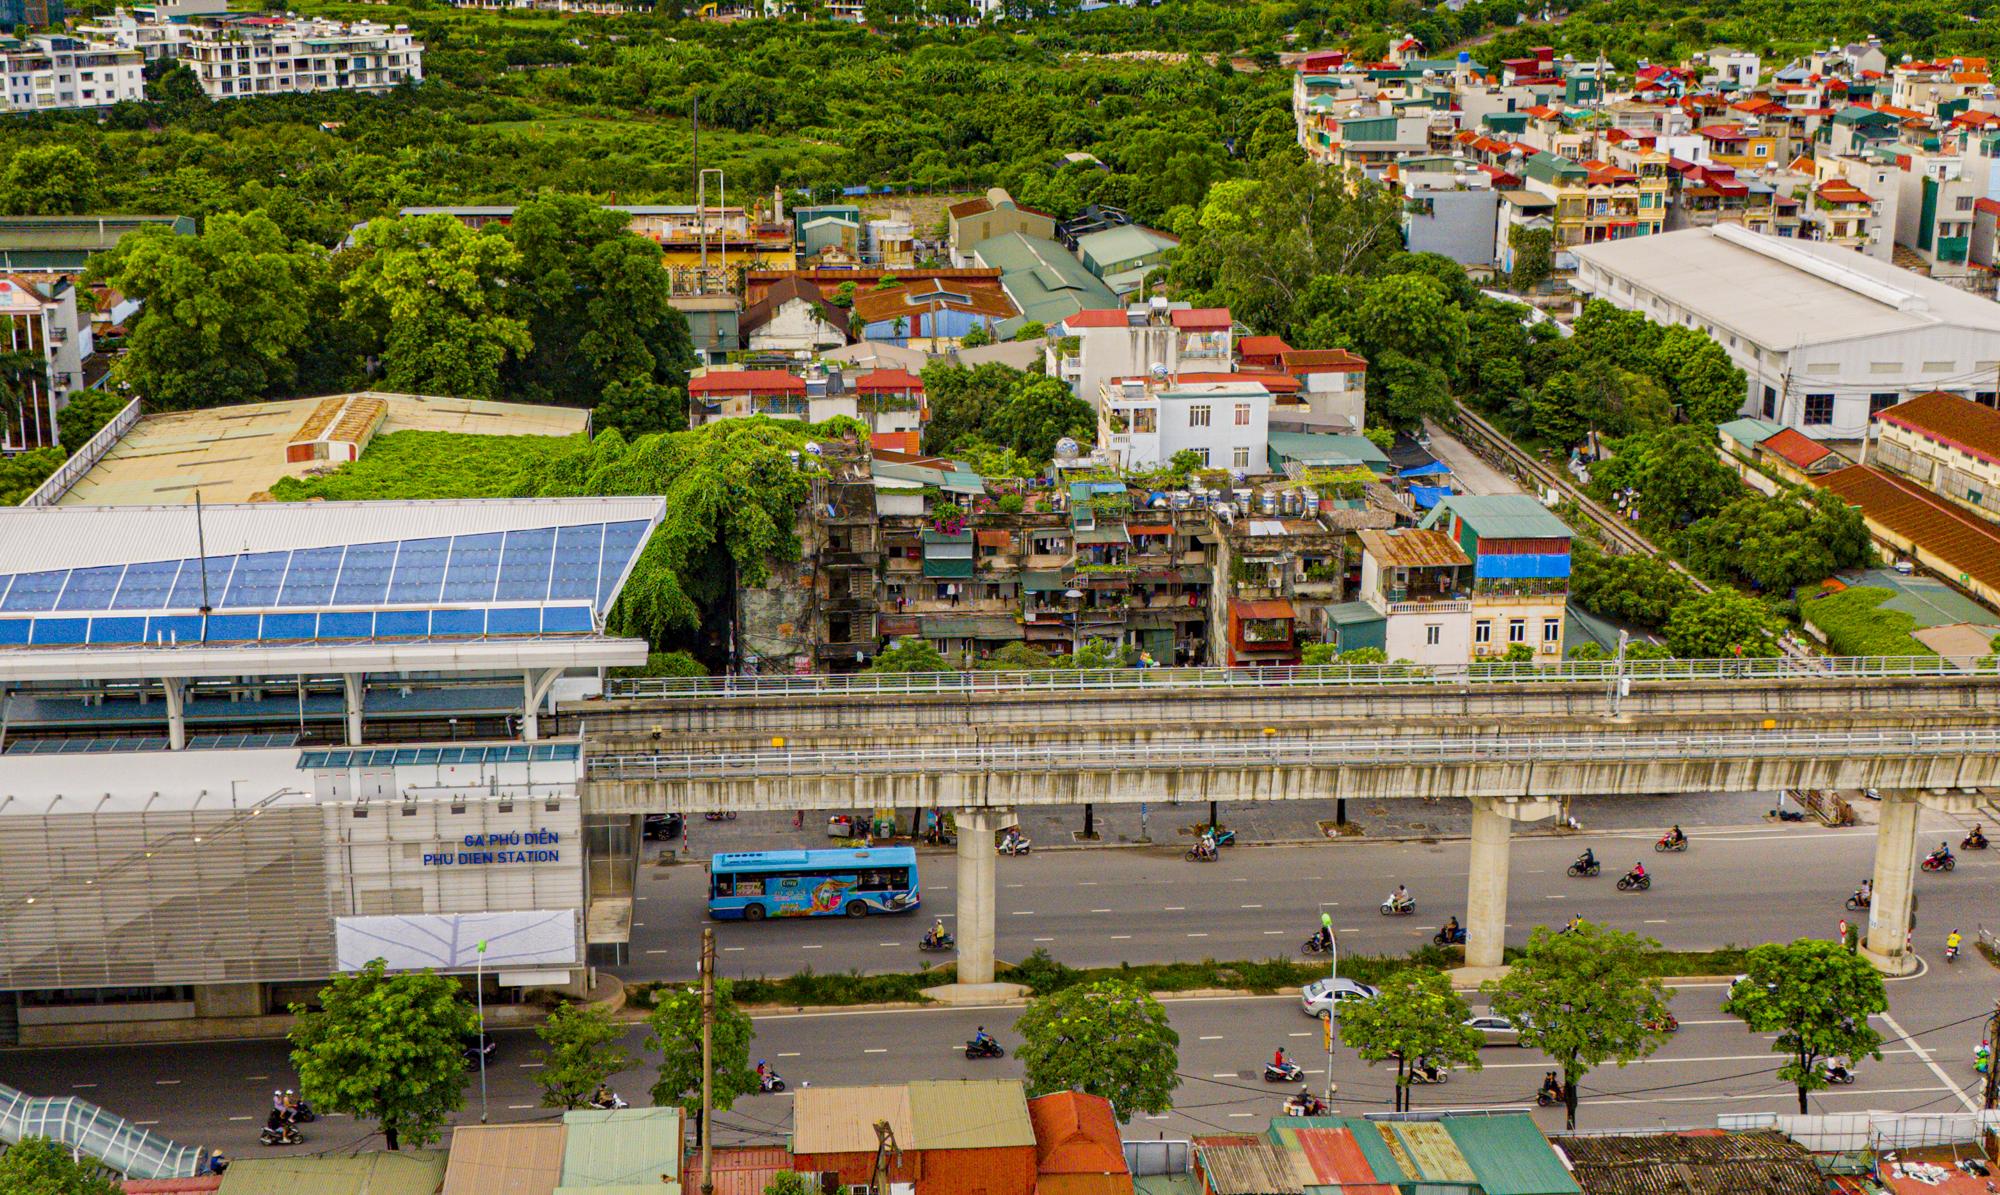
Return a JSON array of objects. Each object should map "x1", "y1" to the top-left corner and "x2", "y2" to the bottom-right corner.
[{"x1": 0, "y1": 1080, "x2": 207, "y2": 1179}]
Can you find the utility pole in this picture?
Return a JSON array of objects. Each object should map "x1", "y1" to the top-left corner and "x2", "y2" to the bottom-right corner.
[
  {"x1": 870, "y1": 1120, "x2": 902, "y2": 1195},
  {"x1": 700, "y1": 927, "x2": 715, "y2": 1195},
  {"x1": 1984, "y1": 996, "x2": 2000, "y2": 1112}
]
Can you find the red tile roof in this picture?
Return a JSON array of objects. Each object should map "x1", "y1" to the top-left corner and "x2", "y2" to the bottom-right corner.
[
  {"x1": 1062, "y1": 309, "x2": 1131, "y2": 329},
  {"x1": 948, "y1": 198, "x2": 994, "y2": 219},
  {"x1": 856, "y1": 368, "x2": 925, "y2": 392},
  {"x1": 689, "y1": 370, "x2": 806, "y2": 395},
  {"x1": 1233, "y1": 598, "x2": 1297, "y2": 620},
  {"x1": 1879, "y1": 390, "x2": 2000, "y2": 465},
  {"x1": 1170, "y1": 307, "x2": 1232, "y2": 330},
  {"x1": 1819, "y1": 464, "x2": 2000, "y2": 595},
  {"x1": 1028, "y1": 1092, "x2": 1129, "y2": 1176},
  {"x1": 1816, "y1": 180, "x2": 1875, "y2": 204},
  {"x1": 1977, "y1": 197, "x2": 2000, "y2": 218},
  {"x1": 1762, "y1": 427, "x2": 1834, "y2": 469},
  {"x1": 1281, "y1": 349, "x2": 1368, "y2": 373},
  {"x1": 1238, "y1": 335, "x2": 1294, "y2": 359}
]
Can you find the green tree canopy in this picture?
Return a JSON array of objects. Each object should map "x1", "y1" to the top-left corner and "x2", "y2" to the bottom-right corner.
[
  {"x1": 867, "y1": 635, "x2": 952, "y2": 672},
  {"x1": 1591, "y1": 424, "x2": 1742, "y2": 531},
  {"x1": 1336, "y1": 967, "x2": 1483, "y2": 1111},
  {"x1": 55, "y1": 388, "x2": 131, "y2": 458},
  {"x1": 1663, "y1": 588, "x2": 1779, "y2": 658},
  {"x1": 0, "y1": 145, "x2": 98, "y2": 215},
  {"x1": 1016, "y1": 978, "x2": 1181, "y2": 1122},
  {"x1": 0, "y1": 446, "x2": 62, "y2": 506},
  {"x1": 288, "y1": 958, "x2": 479, "y2": 1150},
  {"x1": 533, "y1": 1002, "x2": 634, "y2": 1110},
  {"x1": 343, "y1": 213, "x2": 531, "y2": 400},
  {"x1": 90, "y1": 212, "x2": 321, "y2": 410},
  {"x1": 987, "y1": 375, "x2": 1096, "y2": 464},
  {"x1": 1724, "y1": 939, "x2": 1887, "y2": 1113},
  {"x1": 0, "y1": 1136, "x2": 122, "y2": 1195},
  {"x1": 1482, "y1": 920, "x2": 1674, "y2": 1129},
  {"x1": 646, "y1": 977, "x2": 758, "y2": 1115},
  {"x1": 1680, "y1": 490, "x2": 1872, "y2": 593}
]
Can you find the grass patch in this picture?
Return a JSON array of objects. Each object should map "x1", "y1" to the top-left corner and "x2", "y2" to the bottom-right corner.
[
  {"x1": 626, "y1": 946, "x2": 1750, "y2": 1010},
  {"x1": 269, "y1": 429, "x2": 585, "y2": 501},
  {"x1": 1799, "y1": 586, "x2": 1937, "y2": 657}
]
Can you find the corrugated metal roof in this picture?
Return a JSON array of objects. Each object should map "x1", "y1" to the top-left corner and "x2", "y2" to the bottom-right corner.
[
  {"x1": 1439, "y1": 1116, "x2": 1579, "y2": 1195},
  {"x1": 558, "y1": 1108, "x2": 683, "y2": 1187},
  {"x1": 1357, "y1": 528, "x2": 1471, "y2": 568},
  {"x1": 0, "y1": 498, "x2": 666, "y2": 577},
  {"x1": 441, "y1": 1123, "x2": 566, "y2": 1195},
  {"x1": 218, "y1": 1150, "x2": 449, "y2": 1195},
  {"x1": 1422, "y1": 495, "x2": 1573, "y2": 542},
  {"x1": 1386, "y1": 1121, "x2": 1477, "y2": 1184},
  {"x1": 1028, "y1": 1092, "x2": 1128, "y2": 1176},
  {"x1": 1196, "y1": 1137, "x2": 1303, "y2": 1195},
  {"x1": 1717, "y1": 417, "x2": 1785, "y2": 447},
  {"x1": 908, "y1": 1079, "x2": 1036, "y2": 1149},
  {"x1": 1555, "y1": 1130, "x2": 1822, "y2": 1195},
  {"x1": 702, "y1": 1148, "x2": 790, "y2": 1195},
  {"x1": 793, "y1": 1085, "x2": 916, "y2": 1154}
]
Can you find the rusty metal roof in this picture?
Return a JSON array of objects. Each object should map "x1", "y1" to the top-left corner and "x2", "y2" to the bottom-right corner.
[
  {"x1": 1556, "y1": 1130, "x2": 1823, "y2": 1195},
  {"x1": 1357, "y1": 528, "x2": 1470, "y2": 568},
  {"x1": 1193, "y1": 1136, "x2": 1302, "y2": 1195}
]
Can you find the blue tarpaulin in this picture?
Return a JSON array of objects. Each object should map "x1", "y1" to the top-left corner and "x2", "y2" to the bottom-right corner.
[
  {"x1": 1410, "y1": 486, "x2": 1453, "y2": 509},
  {"x1": 1476, "y1": 552, "x2": 1571, "y2": 579},
  {"x1": 1399, "y1": 463, "x2": 1453, "y2": 478}
]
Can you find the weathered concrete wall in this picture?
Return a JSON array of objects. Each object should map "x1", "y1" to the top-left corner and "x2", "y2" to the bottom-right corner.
[{"x1": 737, "y1": 558, "x2": 816, "y2": 676}]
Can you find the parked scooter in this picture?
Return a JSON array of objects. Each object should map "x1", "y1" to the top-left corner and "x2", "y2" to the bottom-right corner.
[
  {"x1": 588, "y1": 1089, "x2": 629, "y2": 1110},
  {"x1": 1263, "y1": 1060, "x2": 1305, "y2": 1083}
]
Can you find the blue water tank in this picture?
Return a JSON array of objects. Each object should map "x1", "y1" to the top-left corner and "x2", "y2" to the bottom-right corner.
[{"x1": 1458, "y1": 50, "x2": 1471, "y2": 64}]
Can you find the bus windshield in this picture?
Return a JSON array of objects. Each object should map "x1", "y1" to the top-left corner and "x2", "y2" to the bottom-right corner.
[{"x1": 706, "y1": 847, "x2": 920, "y2": 921}]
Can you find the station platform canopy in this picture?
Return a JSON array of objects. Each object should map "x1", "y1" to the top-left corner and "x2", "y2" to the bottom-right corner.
[{"x1": 0, "y1": 498, "x2": 664, "y2": 672}]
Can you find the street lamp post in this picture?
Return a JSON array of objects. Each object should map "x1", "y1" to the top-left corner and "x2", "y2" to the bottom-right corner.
[{"x1": 475, "y1": 939, "x2": 488, "y2": 1123}]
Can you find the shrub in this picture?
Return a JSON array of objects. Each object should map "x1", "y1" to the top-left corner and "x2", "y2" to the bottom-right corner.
[{"x1": 1800, "y1": 586, "x2": 1936, "y2": 657}]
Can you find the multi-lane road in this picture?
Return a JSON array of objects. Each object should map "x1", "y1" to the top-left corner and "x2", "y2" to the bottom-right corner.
[{"x1": 7, "y1": 800, "x2": 1998, "y2": 1158}]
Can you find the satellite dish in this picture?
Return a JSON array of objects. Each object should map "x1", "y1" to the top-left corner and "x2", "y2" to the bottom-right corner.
[
  {"x1": 804, "y1": 441, "x2": 824, "y2": 455},
  {"x1": 1055, "y1": 437, "x2": 1081, "y2": 460},
  {"x1": 1151, "y1": 363, "x2": 1170, "y2": 380}
]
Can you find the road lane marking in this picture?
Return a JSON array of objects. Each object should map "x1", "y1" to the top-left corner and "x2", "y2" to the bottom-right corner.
[
  {"x1": 519, "y1": 1063, "x2": 545, "y2": 1069},
  {"x1": 1034, "y1": 937, "x2": 1056, "y2": 942},
  {"x1": 1210, "y1": 1072, "x2": 1235, "y2": 1078},
  {"x1": 228, "y1": 1115, "x2": 252, "y2": 1121},
  {"x1": 1199, "y1": 1035, "x2": 1225, "y2": 1040},
  {"x1": 1188, "y1": 932, "x2": 1209, "y2": 937},
  {"x1": 134, "y1": 1121, "x2": 158, "y2": 1126},
  {"x1": 1241, "y1": 904, "x2": 1263, "y2": 909},
  {"x1": 1543, "y1": 895, "x2": 1567, "y2": 900},
  {"x1": 1263, "y1": 930, "x2": 1284, "y2": 935},
  {"x1": 1011, "y1": 911, "x2": 1036, "y2": 916},
  {"x1": 1289, "y1": 1032, "x2": 1311, "y2": 1038},
  {"x1": 508, "y1": 1104, "x2": 536, "y2": 1110},
  {"x1": 245, "y1": 1076, "x2": 267, "y2": 1081},
  {"x1": 1111, "y1": 934, "x2": 1132, "y2": 939},
  {"x1": 878, "y1": 942, "x2": 901, "y2": 947},
  {"x1": 778, "y1": 1052, "x2": 801, "y2": 1057},
  {"x1": 71, "y1": 1083, "x2": 96, "y2": 1089},
  {"x1": 1165, "y1": 906, "x2": 1186, "y2": 911},
  {"x1": 1091, "y1": 908, "x2": 1113, "y2": 913},
  {"x1": 864, "y1": 1048, "x2": 887, "y2": 1054},
  {"x1": 155, "y1": 1080, "x2": 180, "y2": 1086},
  {"x1": 1644, "y1": 919, "x2": 1669, "y2": 924},
  {"x1": 1881, "y1": 1010, "x2": 1977, "y2": 1112},
  {"x1": 1228, "y1": 1112, "x2": 1255, "y2": 1118},
  {"x1": 632, "y1": 922, "x2": 645, "y2": 928},
  {"x1": 1079, "y1": 882, "x2": 1099, "y2": 886},
  {"x1": 1485, "y1": 1049, "x2": 1921, "y2": 1069},
  {"x1": 801, "y1": 945, "x2": 822, "y2": 950},
  {"x1": 1006, "y1": 883, "x2": 1023, "y2": 889},
  {"x1": 645, "y1": 949, "x2": 670, "y2": 954}
]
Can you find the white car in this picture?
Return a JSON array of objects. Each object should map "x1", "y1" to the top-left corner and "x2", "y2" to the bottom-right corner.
[
  {"x1": 1463, "y1": 1013, "x2": 1521, "y2": 1046},
  {"x1": 1300, "y1": 977, "x2": 1379, "y2": 1017}
]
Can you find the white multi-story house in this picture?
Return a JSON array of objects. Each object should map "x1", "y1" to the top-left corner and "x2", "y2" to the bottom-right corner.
[
  {"x1": 178, "y1": 16, "x2": 422, "y2": 99},
  {"x1": 0, "y1": 274, "x2": 87, "y2": 455},
  {"x1": 0, "y1": 35, "x2": 144, "y2": 112},
  {"x1": 74, "y1": 10, "x2": 186, "y2": 63},
  {"x1": 1096, "y1": 374, "x2": 1269, "y2": 472},
  {"x1": 1049, "y1": 301, "x2": 1234, "y2": 407}
]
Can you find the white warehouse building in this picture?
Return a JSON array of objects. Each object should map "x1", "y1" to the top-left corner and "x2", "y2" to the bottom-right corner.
[{"x1": 1572, "y1": 224, "x2": 2000, "y2": 440}]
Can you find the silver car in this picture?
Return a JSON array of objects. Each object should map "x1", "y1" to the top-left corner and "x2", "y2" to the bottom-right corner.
[
  {"x1": 1463, "y1": 1013, "x2": 1521, "y2": 1046},
  {"x1": 1300, "y1": 977, "x2": 1380, "y2": 1018}
]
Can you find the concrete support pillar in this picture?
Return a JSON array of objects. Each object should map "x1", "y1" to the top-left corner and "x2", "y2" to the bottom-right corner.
[
  {"x1": 953, "y1": 808, "x2": 1000, "y2": 985},
  {"x1": 342, "y1": 673, "x2": 364, "y2": 746},
  {"x1": 1863, "y1": 791, "x2": 1920, "y2": 972},
  {"x1": 161, "y1": 677, "x2": 186, "y2": 750},
  {"x1": 1466, "y1": 798, "x2": 1514, "y2": 970}
]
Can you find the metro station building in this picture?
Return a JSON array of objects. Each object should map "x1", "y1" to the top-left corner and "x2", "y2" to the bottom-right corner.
[{"x1": 0, "y1": 497, "x2": 660, "y2": 1045}]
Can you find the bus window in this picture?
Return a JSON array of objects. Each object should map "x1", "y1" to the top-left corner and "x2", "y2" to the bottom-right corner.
[
  {"x1": 858, "y1": 869, "x2": 892, "y2": 892},
  {"x1": 713, "y1": 875, "x2": 734, "y2": 898}
]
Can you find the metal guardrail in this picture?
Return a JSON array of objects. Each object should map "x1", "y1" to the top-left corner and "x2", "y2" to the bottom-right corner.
[
  {"x1": 20, "y1": 396, "x2": 140, "y2": 508},
  {"x1": 603, "y1": 655, "x2": 1993, "y2": 700},
  {"x1": 590, "y1": 726, "x2": 2000, "y2": 780}
]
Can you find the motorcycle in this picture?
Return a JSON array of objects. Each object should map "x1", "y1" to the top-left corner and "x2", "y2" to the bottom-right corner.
[
  {"x1": 1565, "y1": 859, "x2": 1601, "y2": 878},
  {"x1": 965, "y1": 1037, "x2": 1005, "y2": 1060},
  {"x1": 1535, "y1": 1086, "x2": 1564, "y2": 1108},
  {"x1": 1845, "y1": 890, "x2": 1872, "y2": 911},
  {"x1": 1616, "y1": 872, "x2": 1652, "y2": 892},
  {"x1": 1923, "y1": 852, "x2": 1956, "y2": 873},
  {"x1": 704, "y1": 811, "x2": 738, "y2": 822},
  {"x1": 1283, "y1": 1095, "x2": 1329, "y2": 1117},
  {"x1": 1207, "y1": 827, "x2": 1237, "y2": 848},
  {"x1": 1263, "y1": 1061, "x2": 1305, "y2": 1083},
  {"x1": 588, "y1": 1091, "x2": 629, "y2": 1110},
  {"x1": 1642, "y1": 1013, "x2": 1679, "y2": 1033},
  {"x1": 1381, "y1": 897, "x2": 1415, "y2": 916},
  {"x1": 1301, "y1": 935, "x2": 1332, "y2": 957},
  {"x1": 1410, "y1": 1061, "x2": 1449, "y2": 1085},
  {"x1": 1963, "y1": 834, "x2": 1990, "y2": 851},
  {"x1": 1433, "y1": 925, "x2": 1467, "y2": 946},
  {"x1": 919, "y1": 933, "x2": 956, "y2": 953},
  {"x1": 1654, "y1": 834, "x2": 1688, "y2": 854},
  {"x1": 1947, "y1": 941, "x2": 1962, "y2": 964},
  {"x1": 758, "y1": 1071, "x2": 787, "y2": 1094},
  {"x1": 999, "y1": 834, "x2": 1032, "y2": 857},
  {"x1": 1825, "y1": 1065, "x2": 1856, "y2": 1086},
  {"x1": 259, "y1": 1124, "x2": 303, "y2": 1147},
  {"x1": 1184, "y1": 846, "x2": 1219, "y2": 863}
]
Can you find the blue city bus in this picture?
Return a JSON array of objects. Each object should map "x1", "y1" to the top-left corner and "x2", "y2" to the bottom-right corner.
[{"x1": 706, "y1": 847, "x2": 921, "y2": 921}]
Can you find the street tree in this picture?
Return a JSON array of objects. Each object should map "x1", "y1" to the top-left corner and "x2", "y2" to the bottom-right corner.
[
  {"x1": 987, "y1": 375, "x2": 1096, "y2": 465},
  {"x1": 288, "y1": 958, "x2": 479, "y2": 1150},
  {"x1": 1016, "y1": 979, "x2": 1180, "y2": 1122},
  {"x1": 646, "y1": 977, "x2": 758, "y2": 1116},
  {"x1": 90, "y1": 211, "x2": 320, "y2": 409},
  {"x1": 1651, "y1": 324, "x2": 1746, "y2": 425},
  {"x1": 533, "y1": 1002, "x2": 634, "y2": 1110},
  {"x1": 343, "y1": 213, "x2": 530, "y2": 401},
  {"x1": 0, "y1": 145, "x2": 98, "y2": 215},
  {"x1": 1663, "y1": 589, "x2": 1778, "y2": 659},
  {"x1": 764, "y1": 1172, "x2": 817, "y2": 1195},
  {"x1": 1724, "y1": 939, "x2": 1887, "y2": 1113},
  {"x1": 1482, "y1": 921, "x2": 1674, "y2": 1129},
  {"x1": 0, "y1": 1136, "x2": 122, "y2": 1195},
  {"x1": 866, "y1": 636, "x2": 952, "y2": 673},
  {"x1": 1336, "y1": 967, "x2": 1484, "y2": 1111},
  {"x1": 1589, "y1": 424, "x2": 1741, "y2": 531}
]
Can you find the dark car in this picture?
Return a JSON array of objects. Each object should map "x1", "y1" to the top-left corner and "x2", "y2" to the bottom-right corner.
[{"x1": 643, "y1": 813, "x2": 684, "y2": 841}]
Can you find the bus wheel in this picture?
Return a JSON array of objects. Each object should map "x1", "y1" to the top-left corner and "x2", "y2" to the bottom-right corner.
[
  {"x1": 744, "y1": 904, "x2": 766, "y2": 922},
  {"x1": 846, "y1": 902, "x2": 870, "y2": 918}
]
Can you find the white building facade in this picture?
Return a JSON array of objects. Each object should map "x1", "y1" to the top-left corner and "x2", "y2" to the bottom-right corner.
[
  {"x1": 0, "y1": 35, "x2": 144, "y2": 112},
  {"x1": 178, "y1": 16, "x2": 423, "y2": 98},
  {"x1": 1573, "y1": 224, "x2": 2000, "y2": 440},
  {"x1": 1097, "y1": 375, "x2": 1270, "y2": 472}
]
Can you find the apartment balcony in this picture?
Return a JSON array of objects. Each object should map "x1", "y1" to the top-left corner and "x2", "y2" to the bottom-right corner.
[
  {"x1": 1382, "y1": 598, "x2": 1471, "y2": 616},
  {"x1": 1938, "y1": 235, "x2": 1970, "y2": 264}
]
